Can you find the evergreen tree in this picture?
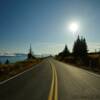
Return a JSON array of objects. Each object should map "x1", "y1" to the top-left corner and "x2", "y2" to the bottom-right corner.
[
  {"x1": 27, "y1": 44, "x2": 35, "y2": 59},
  {"x1": 72, "y1": 35, "x2": 88, "y2": 59},
  {"x1": 0, "y1": 61, "x2": 2, "y2": 64},
  {"x1": 58, "y1": 45, "x2": 70, "y2": 57},
  {"x1": 62, "y1": 45, "x2": 70, "y2": 57},
  {"x1": 73, "y1": 36, "x2": 81, "y2": 57},
  {"x1": 5, "y1": 59, "x2": 10, "y2": 64},
  {"x1": 81, "y1": 37, "x2": 88, "y2": 58}
]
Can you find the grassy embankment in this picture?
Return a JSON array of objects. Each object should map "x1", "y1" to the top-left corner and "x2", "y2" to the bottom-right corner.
[
  {"x1": 56, "y1": 53, "x2": 100, "y2": 74},
  {"x1": 0, "y1": 59, "x2": 41, "y2": 82}
]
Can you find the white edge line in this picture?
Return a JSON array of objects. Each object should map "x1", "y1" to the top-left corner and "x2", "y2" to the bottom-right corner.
[
  {"x1": 0, "y1": 63, "x2": 41, "y2": 85},
  {"x1": 67, "y1": 63, "x2": 100, "y2": 78},
  {"x1": 56, "y1": 60, "x2": 100, "y2": 78}
]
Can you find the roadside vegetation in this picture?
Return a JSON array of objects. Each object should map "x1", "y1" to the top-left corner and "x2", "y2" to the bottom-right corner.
[
  {"x1": 0, "y1": 45, "x2": 41, "y2": 82},
  {"x1": 56, "y1": 35, "x2": 100, "y2": 74}
]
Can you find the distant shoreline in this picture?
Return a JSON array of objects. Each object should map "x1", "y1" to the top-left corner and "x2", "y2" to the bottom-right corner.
[{"x1": 0, "y1": 55, "x2": 27, "y2": 64}]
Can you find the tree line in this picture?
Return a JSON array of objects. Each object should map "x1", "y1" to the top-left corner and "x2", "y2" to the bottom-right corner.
[{"x1": 57, "y1": 35, "x2": 88, "y2": 65}]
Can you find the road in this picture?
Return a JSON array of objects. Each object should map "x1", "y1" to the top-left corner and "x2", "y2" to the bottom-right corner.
[
  {"x1": 51, "y1": 59, "x2": 100, "y2": 100},
  {"x1": 0, "y1": 60, "x2": 52, "y2": 100},
  {"x1": 0, "y1": 58, "x2": 100, "y2": 100}
]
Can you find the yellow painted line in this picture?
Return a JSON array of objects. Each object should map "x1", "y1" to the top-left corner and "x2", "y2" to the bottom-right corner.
[
  {"x1": 48, "y1": 62, "x2": 55, "y2": 100},
  {"x1": 48, "y1": 61, "x2": 58, "y2": 100},
  {"x1": 54, "y1": 63, "x2": 58, "y2": 100}
]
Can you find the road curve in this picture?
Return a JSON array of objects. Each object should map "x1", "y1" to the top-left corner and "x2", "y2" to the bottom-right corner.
[{"x1": 0, "y1": 58, "x2": 100, "y2": 100}]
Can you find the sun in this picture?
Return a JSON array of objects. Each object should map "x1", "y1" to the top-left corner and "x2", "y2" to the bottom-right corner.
[{"x1": 69, "y1": 22, "x2": 79, "y2": 33}]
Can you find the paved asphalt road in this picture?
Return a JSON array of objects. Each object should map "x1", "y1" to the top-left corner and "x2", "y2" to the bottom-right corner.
[
  {"x1": 51, "y1": 59, "x2": 100, "y2": 100},
  {"x1": 0, "y1": 58, "x2": 100, "y2": 100},
  {"x1": 0, "y1": 60, "x2": 52, "y2": 100}
]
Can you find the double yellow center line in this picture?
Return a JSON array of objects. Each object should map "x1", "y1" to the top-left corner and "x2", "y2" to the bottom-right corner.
[{"x1": 48, "y1": 61, "x2": 58, "y2": 100}]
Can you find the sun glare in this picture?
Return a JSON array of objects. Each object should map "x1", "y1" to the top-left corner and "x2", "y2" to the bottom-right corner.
[{"x1": 69, "y1": 22, "x2": 79, "y2": 33}]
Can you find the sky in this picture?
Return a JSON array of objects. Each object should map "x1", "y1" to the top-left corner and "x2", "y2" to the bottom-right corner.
[{"x1": 0, "y1": 0, "x2": 100, "y2": 55}]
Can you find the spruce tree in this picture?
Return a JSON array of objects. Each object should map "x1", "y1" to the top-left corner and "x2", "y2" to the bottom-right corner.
[
  {"x1": 27, "y1": 44, "x2": 36, "y2": 59},
  {"x1": 5, "y1": 59, "x2": 10, "y2": 64},
  {"x1": 58, "y1": 45, "x2": 70, "y2": 57},
  {"x1": 72, "y1": 36, "x2": 88, "y2": 59},
  {"x1": 63, "y1": 45, "x2": 70, "y2": 57}
]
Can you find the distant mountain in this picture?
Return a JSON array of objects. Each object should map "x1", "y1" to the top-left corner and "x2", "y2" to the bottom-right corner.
[
  {"x1": 0, "y1": 53, "x2": 15, "y2": 56},
  {"x1": 0, "y1": 52, "x2": 51, "y2": 58},
  {"x1": 0, "y1": 52, "x2": 27, "y2": 57},
  {"x1": 15, "y1": 53, "x2": 27, "y2": 56}
]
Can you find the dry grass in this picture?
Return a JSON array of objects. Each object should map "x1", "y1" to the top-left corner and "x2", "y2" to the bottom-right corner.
[{"x1": 0, "y1": 59, "x2": 41, "y2": 82}]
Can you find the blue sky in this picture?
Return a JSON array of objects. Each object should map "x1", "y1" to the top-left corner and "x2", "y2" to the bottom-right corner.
[{"x1": 0, "y1": 0, "x2": 100, "y2": 55}]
